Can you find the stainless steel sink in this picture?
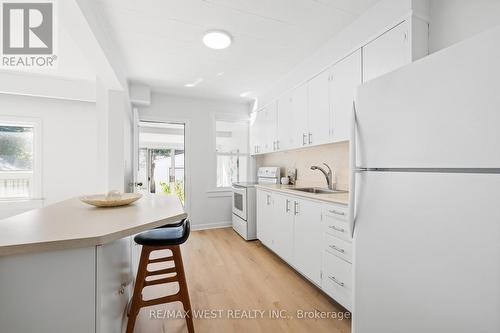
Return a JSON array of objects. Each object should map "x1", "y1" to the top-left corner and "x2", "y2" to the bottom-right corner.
[{"x1": 291, "y1": 187, "x2": 348, "y2": 194}]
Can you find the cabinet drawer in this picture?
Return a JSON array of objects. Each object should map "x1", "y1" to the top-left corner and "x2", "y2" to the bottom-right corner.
[
  {"x1": 323, "y1": 214, "x2": 350, "y2": 241},
  {"x1": 232, "y1": 214, "x2": 248, "y2": 240},
  {"x1": 324, "y1": 233, "x2": 352, "y2": 263},
  {"x1": 323, "y1": 204, "x2": 348, "y2": 221},
  {"x1": 322, "y1": 251, "x2": 352, "y2": 311}
]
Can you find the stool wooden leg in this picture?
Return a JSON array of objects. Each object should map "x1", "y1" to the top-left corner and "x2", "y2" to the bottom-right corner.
[
  {"x1": 126, "y1": 246, "x2": 151, "y2": 333},
  {"x1": 172, "y1": 245, "x2": 195, "y2": 333}
]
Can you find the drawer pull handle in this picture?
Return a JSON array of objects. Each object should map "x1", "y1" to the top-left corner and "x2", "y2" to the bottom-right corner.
[
  {"x1": 329, "y1": 245, "x2": 345, "y2": 253},
  {"x1": 329, "y1": 225, "x2": 345, "y2": 233},
  {"x1": 329, "y1": 209, "x2": 345, "y2": 216},
  {"x1": 328, "y1": 276, "x2": 344, "y2": 287}
]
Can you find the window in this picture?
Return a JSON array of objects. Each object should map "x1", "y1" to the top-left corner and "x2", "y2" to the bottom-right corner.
[
  {"x1": 0, "y1": 120, "x2": 40, "y2": 199},
  {"x1": 215, "y1": 120, "x2": 249, "y2": 188}
]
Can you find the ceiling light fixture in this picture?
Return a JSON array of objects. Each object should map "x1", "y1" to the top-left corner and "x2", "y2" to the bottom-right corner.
[{"x1": 203, "y1": 30, "x2": 232, "y2": 49}]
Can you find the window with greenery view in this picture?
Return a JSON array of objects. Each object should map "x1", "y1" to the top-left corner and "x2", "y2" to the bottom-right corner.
[{"x1": 0, "y1": 124, "x2": 35, "y2": 198}]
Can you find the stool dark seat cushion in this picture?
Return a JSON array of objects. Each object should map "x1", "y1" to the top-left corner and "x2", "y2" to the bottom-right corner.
[{"x1": 135, "y1": 219, "x2": 190, "y2": 246}]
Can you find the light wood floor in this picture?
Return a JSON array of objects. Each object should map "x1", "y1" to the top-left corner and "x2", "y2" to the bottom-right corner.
[{"x1": 133, "y1": 227, "x2": 351, "y2": 333}]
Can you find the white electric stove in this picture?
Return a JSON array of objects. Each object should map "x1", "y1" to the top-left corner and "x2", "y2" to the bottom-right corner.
[{"x1": 231, "y1": 167, "x2": 280, "y2": 240}]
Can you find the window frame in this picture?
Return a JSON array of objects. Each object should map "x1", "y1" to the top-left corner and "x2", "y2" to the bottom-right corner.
[
  {"x1": 213, "y1": 115, "x2": 250, "y2": 190},
  {"x1": 0, "y1": 116, "x2": 42, "y2": 200}
]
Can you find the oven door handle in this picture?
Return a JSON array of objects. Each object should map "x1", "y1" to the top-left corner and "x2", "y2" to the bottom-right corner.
[{"x1": 232, "y1": 185, "x2": 245, "y2": 193}]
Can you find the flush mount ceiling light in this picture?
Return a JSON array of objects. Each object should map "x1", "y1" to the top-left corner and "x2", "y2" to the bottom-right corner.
[{"x1": 203, "y1": 30, "x2": 232, "y2": 49}]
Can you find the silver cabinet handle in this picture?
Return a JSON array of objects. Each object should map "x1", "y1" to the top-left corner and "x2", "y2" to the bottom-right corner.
[
  {"x1": 328, "y1": 276, "x2": 344, "y2": 287},
  {"x1": 308, "y1": 132, "x2": 312, "y2": 144},
  {"x1": 329, "y1": 245, "x2": 345, "y2": 253},
  {"x1": 276, "y1": 140, "x2": 280, "y2": 150},
  {"x1": 329, "y1": 209, "x2": 345, "y2": 216},
  {"x1": 266, "y1": 194, "x2": 271, "y2": 205},
  {"x1": 302, "y1": 133, "x2": 307, "y2": 145},
  {"x1": 285, "y1": 199, "x2": 290, "y2": 213},
  {"x1": 294, "y1": 201, "x2": 299, "y2": 215},
  {"x1": 273, "y1": 141, "x2": 276, "y2": 151},
  {"x1": 329, "y1": 225, "x2": 345, "y2": 233}
]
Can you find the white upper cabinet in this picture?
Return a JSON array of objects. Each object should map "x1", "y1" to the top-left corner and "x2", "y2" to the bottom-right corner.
[
  {"x1": 251, "y1": 18, "x2": 428, "y2": 155},
  {"x1": 277, "y1": 84, "x2": 308, "y2": 150},
  {"x1": 250, "y1": 109, "x2": 265, "y2": 154},
  {"x1": 307, "y1": 69, "x2": 331, "y2": 146},
  {"x1": 250, "y1": 102, "x2": 278, "y2": 155},
  {"x1": 330, "y1": 49, "x2": 362, "y2": 142},
  {"x1": 362, "y1": 21, "x2": 411, "y2": 83},
  {"x1": 262, "y1": 102, "x2": 278, "y2": 153}
]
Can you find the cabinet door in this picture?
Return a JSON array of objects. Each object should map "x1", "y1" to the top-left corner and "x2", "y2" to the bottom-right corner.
[
  {"x1": 272, "y1": 193, "x2": 294, "y2": 262},
  {"x1": 96, "y1": 237, "x2": 132, "y2": 333},
  {"x1": 363, "y1": 20, "x2": 410, "y2": 82},
  {"x1": 292, "y1": 198, "x2": 323, "y2": 286},
  {"x1": 250, "y1": 110, "x2": 265, "y2": 154},
  {"x1": 277, "y1": 93, "x2": 292, "y2": 151},
  {"x1": 262, "y1": 102, "x2": 277, "y2": 153},
  {"x1": 249, "y1": 111, "x2": 259, "y2": 155},
  {"x1": 307, "y1": 69, "x2": 331, "y2": 146},
  {"x1": 330, "y1": 49, "x2": 362, "y2": 142},
  {"x1": 277, "y1": 84, "x2": 308, "y2": 150},
  {"x1": 256, "y1": 190, "x2": 274, "y2": 247}
]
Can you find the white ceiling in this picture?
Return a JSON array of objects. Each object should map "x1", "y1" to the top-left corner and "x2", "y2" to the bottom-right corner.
[{"x1": 93, "y1": 0, "x2": 380, "y2": 102}]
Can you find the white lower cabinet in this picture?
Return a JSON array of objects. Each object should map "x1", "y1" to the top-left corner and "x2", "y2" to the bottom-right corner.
[
  {"x1": 322, "y1": 251, "x2": 352, "y2": 311},
  {"x1": 256, "y1": 189, "x2": 275, "y2": 247},
  {"x1": 321, "y1": 203, "x2": 352, "y2": 311},
  {"x1": 273, "y1": 193, "x2": 294, "y2": 262},
  {"x1": 256, "y1": 189, "x2": 352, "y2": 310},
  {"x1": 96, "y1": 237, "x2": 133, "y2": 333},
  {"x1": 292, "y1": 198, "x2": 322, "y2": 286}
]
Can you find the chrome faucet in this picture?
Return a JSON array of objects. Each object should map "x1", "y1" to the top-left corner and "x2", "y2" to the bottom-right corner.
[{"x1": 310, "y1": 163, "x2": 335, "y2": 190}]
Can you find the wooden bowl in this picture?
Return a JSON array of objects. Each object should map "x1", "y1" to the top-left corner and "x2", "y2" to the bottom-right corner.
[{"x1": 79, "y1": 193, "x2": 142, "y2": 207}]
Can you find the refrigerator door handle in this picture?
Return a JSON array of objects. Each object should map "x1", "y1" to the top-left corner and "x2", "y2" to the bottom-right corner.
[{"x1": 349, "y1": 102, "x2": 358, "y2": 237}]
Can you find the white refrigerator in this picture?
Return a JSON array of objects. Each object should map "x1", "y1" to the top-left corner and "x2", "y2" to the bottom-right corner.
[{"x1": 351, "y1": 26, "x2": 500, "y2": 333}]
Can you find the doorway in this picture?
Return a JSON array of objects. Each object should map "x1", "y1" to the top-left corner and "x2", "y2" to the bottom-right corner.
[{"x1": 136, "y1": 121, "x2": 186, "y2": 206}]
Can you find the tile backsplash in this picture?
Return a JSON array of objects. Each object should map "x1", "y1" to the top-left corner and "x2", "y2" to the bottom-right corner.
[{"x1": 255, "y1": 141, "x2": 350, "y2": 190}]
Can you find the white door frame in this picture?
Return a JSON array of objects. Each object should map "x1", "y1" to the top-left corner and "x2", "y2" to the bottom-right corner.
[
  {"x1": 132, "y1": 107, "x2": 140, "y2": 193},
  {"x1": 134, "y1": 115, "x2": 192, "y2": 216}
]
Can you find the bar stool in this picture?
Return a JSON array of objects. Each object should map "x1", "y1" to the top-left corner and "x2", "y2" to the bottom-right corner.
[{"x1": 127, "y1": 219, "x2": 194, "y2": 333}]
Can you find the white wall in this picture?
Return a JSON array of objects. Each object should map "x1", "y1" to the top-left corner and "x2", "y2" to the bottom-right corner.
[
  {"x1": 0, "y1": 93, "x2": 102, "y2": 218},
  {"x1": 429, "y1": 0, "x2": 500, "y2": 53},
  {"x1": 139, "y1": 93, "x2": 250, "y2": 229}
]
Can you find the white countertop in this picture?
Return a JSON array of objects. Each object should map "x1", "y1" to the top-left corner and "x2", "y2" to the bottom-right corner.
[
  {"x1": 0, "y1": 195, "x2": 187, "y2": 256},
  {"x1": 255, "y1": 184, "x2": 349, "y2": 206}
]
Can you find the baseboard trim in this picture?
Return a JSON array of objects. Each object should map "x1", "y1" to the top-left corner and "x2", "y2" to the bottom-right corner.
[{"x1": 191, "y1": 221, "x2": 232, "y2": 231}]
